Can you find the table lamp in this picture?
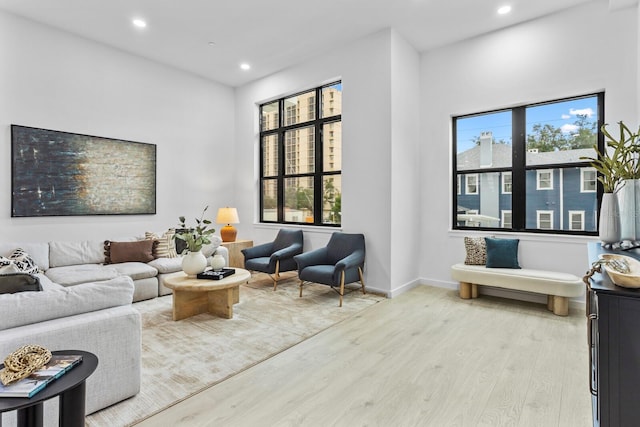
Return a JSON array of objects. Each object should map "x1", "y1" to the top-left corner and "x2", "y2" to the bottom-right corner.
[{"x1": 216, "y1": 207, "x2": 239, "y2": 242}]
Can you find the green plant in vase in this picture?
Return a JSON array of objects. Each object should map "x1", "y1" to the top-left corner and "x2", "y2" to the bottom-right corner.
[{"x1": 175, "y1": 206, "x2": 216, "y2": 254}]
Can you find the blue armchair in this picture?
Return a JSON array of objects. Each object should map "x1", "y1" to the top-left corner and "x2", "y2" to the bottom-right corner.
[
  {"x1": 241, "y1": 229, "x2": 303, "y2": 290},
  {"x1": 294, "y1": 232, "x2": 365, "y2": 307}
]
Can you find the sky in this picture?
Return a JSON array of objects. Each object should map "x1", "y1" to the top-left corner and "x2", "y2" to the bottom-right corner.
[{"x1": 455, "y1": 95, "x2": 599, "y2": 153}]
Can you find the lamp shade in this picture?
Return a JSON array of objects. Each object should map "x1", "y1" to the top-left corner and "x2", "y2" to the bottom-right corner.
[{"x1": 216, "y1": 207, "x2": 239, "y2": 224}]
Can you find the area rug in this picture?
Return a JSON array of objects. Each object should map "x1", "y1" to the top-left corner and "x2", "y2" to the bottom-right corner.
[{"x1": 85, "y1": 274, "x2": 383, "y2": 427}]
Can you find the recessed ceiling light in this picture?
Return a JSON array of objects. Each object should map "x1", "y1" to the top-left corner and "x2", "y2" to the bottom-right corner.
[
  {"x1": 240, "y1": 63, "x2": 251, "y2": 71},
  {"x1": 497, "y1": 5, "x2": 511, "y2": 15},
  {"x1": 132, "y1": 19, "x2": 147, "y2": 28}
]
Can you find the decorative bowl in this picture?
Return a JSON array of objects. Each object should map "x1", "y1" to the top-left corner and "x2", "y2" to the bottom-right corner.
[{"x1": 599, "y1": 254, "x2": 640, "y2": 288}]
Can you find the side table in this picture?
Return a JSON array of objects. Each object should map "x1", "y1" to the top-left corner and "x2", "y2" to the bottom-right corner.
[
  {"x1": 0, "y1": 350, "x2": 98, "y2": 427},
  {"x1": 221, "y1": 240, "x2": 253, "y2": 268}
]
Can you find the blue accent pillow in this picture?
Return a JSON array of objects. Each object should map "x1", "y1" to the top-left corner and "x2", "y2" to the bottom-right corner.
[{"x1": 484, "y1": 237, "x2": 521, "y2": 269}]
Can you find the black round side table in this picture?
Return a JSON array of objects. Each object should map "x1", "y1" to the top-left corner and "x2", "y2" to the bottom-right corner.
[{"x1": 0, "y1": 350, "x2": 98, "y2": 427}]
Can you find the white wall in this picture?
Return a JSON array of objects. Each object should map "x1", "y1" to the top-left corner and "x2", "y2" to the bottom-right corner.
[
  {"x1": 390, "y1": 30, "x2": 421, "y2": 295},
  {"x1": 0, "y1": 11, "x2": 235, "y2": 242},
  {"x1": 420, "y1": 1, "x2": 638, "y2": 293},
  {"x1": 235, "y1": 29, "x2": 396, "y2": 294}
]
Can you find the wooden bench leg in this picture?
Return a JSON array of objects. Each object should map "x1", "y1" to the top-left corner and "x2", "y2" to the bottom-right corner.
[
  {"x1": 471, "y1": 284, "x2": 478, "y2": 299},
  {"x1": 547, "y1": 295, "x2": 569, "y2": 316},
  {"x1": 459, "y1": 282, "x2": 472, "y2": 299},
  {"x1": 551, "y1": 296, "x2": 569, "y2": 316}
]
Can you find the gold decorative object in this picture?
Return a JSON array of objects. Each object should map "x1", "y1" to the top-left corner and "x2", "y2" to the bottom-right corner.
[{"x1": 0, "y1": 344, "x2": 52, "y2": 386}]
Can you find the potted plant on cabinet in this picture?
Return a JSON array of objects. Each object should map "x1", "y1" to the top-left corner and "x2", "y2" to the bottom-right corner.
[
  {"x1": 603, "y1": 122, "x2": 640, "y2": 242},
  {"x1": 175, "y1": 206, "x2": 216, "y2": 276}
]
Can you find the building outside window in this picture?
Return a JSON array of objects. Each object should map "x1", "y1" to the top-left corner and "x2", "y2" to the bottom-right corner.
[
  {"x1": 453, "y1": 93, "x2": 603, "y2": 234},
  {"x1": 537, "y1": 210, "x2": 554, "y2": 230},
  {"x1": 501, "y1": 210, "x2": 512, "y2": 228},
  {"x1": 581, "y1": 167, "x2": 597, "y2": 193},
  {"x1": 465, "y1": 174, "x2": 479, "y2": 195},
  {"x1": 502, "y1": 172, "x2": 512, "y2": 194},
  {"x1": 259, "y1": 81, "x2": 342, "y2": 225},
  {"x1": 536, "y1": 170, "x2": 553, "y2": 190},
  {"x1": 569, "y1": 210, "x2": 585, "y2": 231}
]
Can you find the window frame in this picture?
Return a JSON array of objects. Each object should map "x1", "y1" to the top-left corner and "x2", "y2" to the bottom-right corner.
[
  {"x1": 568, "y1": 210, "x2": 585, "y2": 231},
  {"x1": 452, "y1": 92, "x2": 604, "y2": 236},
  {"x1": 501, "y1": 210, "x2": 512, "y2": 229},
  {"x1": 259, "y1": 81, "x2": 342, "y2": 226}
]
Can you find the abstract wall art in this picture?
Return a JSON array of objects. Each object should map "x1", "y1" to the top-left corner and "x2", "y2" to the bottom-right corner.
[{"x1": 11, "y1": 125, "x2": 156, "y2": 217}]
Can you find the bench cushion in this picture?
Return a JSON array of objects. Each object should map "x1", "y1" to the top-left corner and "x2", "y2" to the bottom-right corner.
[{"x1": 451, "y1": 263, "x2": 584, "y2": 297}]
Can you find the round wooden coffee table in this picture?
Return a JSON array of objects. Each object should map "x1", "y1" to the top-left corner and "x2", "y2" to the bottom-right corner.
[{"x1": 163, "y1": 268, "x2": 251, "y2": 320}]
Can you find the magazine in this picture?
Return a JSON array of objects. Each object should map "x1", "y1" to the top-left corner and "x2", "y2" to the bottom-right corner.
[{"x1": 0, "y1": 354, "x2": 83, "y2": 398}]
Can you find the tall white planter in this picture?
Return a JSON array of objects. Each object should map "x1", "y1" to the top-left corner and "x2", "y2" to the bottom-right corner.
[
  {"x1": 599, "y1": 192, "x2": 621, "y2": 244},
  {"x1": 618, "y1": 179, "x2": 640, "y2": 242},
  {"x1": 182, "y1": 250, "x2": 207, "y2": 276}
]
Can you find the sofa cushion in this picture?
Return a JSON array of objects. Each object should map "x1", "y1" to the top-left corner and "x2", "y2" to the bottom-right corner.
[
  {"x1": 147, "y1": 257, "x2": 183, "y2": 274},
  {"x1": 0, "y1": 273, "x2": 41, "y2": 294},
  {"x1": 0, "y1": 276, "x2": 135, "y2": 331},
  {"x1": 45, "y1": 264, "x2": 120, "y2": 287},
  {"x1": 105, "y1": 240, "x2": 156, "y2": 264},
  {"x1": 0, "y1": 243, "x2": 49, "y2": 271},
  {"x1": 49, "y1": 240, "x2": 105, "y2": 267},
  {"x1": 464, "y1": 236, "x2": 486, "y2": 265},
  {"x1": 111, "y1": 262, "x2": 158, "y2": 280}
]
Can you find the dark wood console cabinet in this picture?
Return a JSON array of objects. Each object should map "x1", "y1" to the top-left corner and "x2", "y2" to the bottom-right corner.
[{"x1": 587, "y1": 243, "x2": 640, "y2": 427}]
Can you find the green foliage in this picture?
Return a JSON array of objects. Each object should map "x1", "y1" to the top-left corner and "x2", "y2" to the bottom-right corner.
[
  {"x1": 174, "y1": 206, "x2": 216, "y2": 253},
  {"x1": 527, "y1": 114, "x2": 596, "y2": 152},
  {"x1": 601, "y1": 121, "x2": 640, "y2": 179},
  {"x1": 580, "y1": 121, "x2": 640, "y2": 193}
]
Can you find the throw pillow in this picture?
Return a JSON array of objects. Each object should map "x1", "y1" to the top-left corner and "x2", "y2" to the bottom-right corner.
[
  {"x1": 0, "y1": 273, "x2": 42, "y2": 294},
  {"x1": 145, "y1": 229, "x2": 177, "y2": 258},
  {"x1": 8, "y1": 248, "x2": 40, "y2": 274},
  {"x1": 464, "y1": 237, "x2": 486, "y2": 265},
  {"x1": 104, "y1": 240, "x2": 157, "y2": 264},
  {"x1": 484, "y1": 237, "x2": 521, "y2": 269}
]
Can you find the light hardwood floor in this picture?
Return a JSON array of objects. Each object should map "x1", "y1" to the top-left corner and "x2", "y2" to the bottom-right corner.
[{"x1": 135, "y1": 285, "x2": 591, "y2": 427}]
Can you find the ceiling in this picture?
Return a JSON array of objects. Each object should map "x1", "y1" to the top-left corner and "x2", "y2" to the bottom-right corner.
[{"x1": 0, "y1": 0, "x2": 599, "y2": 87}]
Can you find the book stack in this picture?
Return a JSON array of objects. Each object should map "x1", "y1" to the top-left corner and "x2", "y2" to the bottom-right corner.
[
  {"x1": 0, "y1": 354, "x2": 83, "y2": 398},
  {"x1": 197, "y1": 268, "x2": 235, "y2": 280}
]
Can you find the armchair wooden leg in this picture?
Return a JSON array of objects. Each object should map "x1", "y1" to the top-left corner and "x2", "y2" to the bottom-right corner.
[
  {"x1": 339, "y1": 271, "x2": 345, "y2": 307},
  {"x1": 299, "y1": 280, "x2": 304, "y2": 297},
  {"x1": 358, "y1": 267, "x2": 366, "y2": 295},
  {"x1": 272, "y1": 260, "x2": 280, "y2": 291}
]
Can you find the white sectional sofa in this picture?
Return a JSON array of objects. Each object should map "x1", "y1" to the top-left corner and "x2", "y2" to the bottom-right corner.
[
  {"x1": 0, "y1": 237, "x2": 228, "y2": 425},
  {"x1": 0, "y1": 275, "x2": 139, "y2": 425},
  {"x1": 0, "y1": 238, "x2": 228, "y2": 302}
]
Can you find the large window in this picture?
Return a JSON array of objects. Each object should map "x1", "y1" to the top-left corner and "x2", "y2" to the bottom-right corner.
[
  {"x1": 259, "y1": 82, "x2": 342, "y2": 225},
  {"x1": 453, "y1": 93, "x2": 603, "y2": 234}
]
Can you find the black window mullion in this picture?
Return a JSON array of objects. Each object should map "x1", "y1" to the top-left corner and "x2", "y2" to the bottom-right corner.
[
  {"x1": 314, "y1": 87, "x2": 323, "y2": 225},
  {"x1": 511, "y1": 107, "x2": 526, "y2": 231},
  {"x1": 277, "y1": 99, "x2": 285, "y2": 223}
]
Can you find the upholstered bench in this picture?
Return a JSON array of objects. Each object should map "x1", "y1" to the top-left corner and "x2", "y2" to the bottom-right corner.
[{"x1": 450, "y1": 263, "x2": 584, "y2": 316}]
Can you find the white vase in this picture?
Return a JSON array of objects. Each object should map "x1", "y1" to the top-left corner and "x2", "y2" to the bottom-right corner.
[
  {"x1": 618, "y1": 179, "x2": 640, "y2": 241},
  {"x1": 599, "y1": 192, "x2": 621, "y2": 244},
  {"x1": 182, "y1": 250, "x2": 207, "y2": 276},
  {"x1": 211, "y1": 254, "x2": 225, "y2": 271}
]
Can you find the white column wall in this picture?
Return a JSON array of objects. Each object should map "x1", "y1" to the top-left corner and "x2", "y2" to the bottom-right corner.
[
  {"x1": 419, "y1": 1, "x2": 638, "y2": 291},
  {"x1": 390, "y1": 30, "x2": 421, "y2": 295},
  {"x1": 0, "y1": 11, "x2": 235, "y2": 242}
]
